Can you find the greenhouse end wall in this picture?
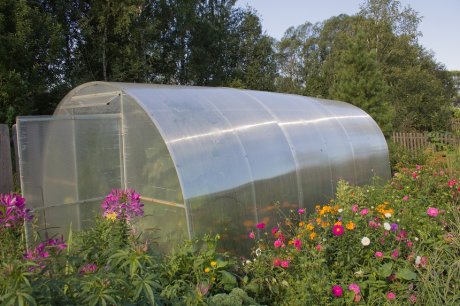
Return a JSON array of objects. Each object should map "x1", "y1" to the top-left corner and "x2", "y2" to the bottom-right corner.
[{"x1": 18, "y1": 82, "x2": 390, "y2": 252}]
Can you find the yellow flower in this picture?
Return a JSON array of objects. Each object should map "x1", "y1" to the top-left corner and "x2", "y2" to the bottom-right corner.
[
  {"x1": 105, "y1": 212, "x2": 117, "y2": 222},
  {"x1": 309, "y1": 232, "x2": 317, "y2": 240},
  {"x1": 306, "y1": 223, "x2": 314, "y2": 231},
  {"x1": 210, "y1": 261, "x2": 217, "y2": 267},
  {"x1": 299, "y1": 222, "x2": 305, "y2": 227},
  {"x1": 346, "y1": 221, "x2": 356, "y2": 230},
  {"x1": 204, "y1": 267, "x2": 210, "y2": 273}
]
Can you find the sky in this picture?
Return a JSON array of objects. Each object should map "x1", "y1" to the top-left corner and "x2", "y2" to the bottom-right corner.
[{"x1": 235, "y1": 0, "x2": 460, "y2": 71}]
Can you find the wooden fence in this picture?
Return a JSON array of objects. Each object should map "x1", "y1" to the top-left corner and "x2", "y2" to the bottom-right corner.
[
  {"x1": 0, "y1": 124, "x2": 14, "y2": 193},
  {"x1": 392, "y1": 131, "x2": 460, "y2": 152}
]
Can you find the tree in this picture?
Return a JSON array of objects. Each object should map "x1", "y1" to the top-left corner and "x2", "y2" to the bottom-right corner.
[
  {"x1": 0, "y1": 0, "x2": 65, "y2": 125},
  {"x1": 329, "y1": 30, "x2": 392, "y2": 134}
]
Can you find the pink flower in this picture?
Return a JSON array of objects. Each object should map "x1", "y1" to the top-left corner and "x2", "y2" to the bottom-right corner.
[
  {"x1": 298, "y1": 208, "x2": 305, "y2": 214},
  {"x1": 281, "y1": 260, "x2": 289, "y2": 268},
  {"x1": 368, "y1": 220, "x2": 380, "y2": 228},
  {"x1": 348, "y1": 283, "x2": 360, "y2": 295},
  {"x1": 403, "y1": 195, "x2": 409, "y2": 201},
  {"x1": 274, "y1": 239, "x2": 283, "y2": 248},
  {"x1": 427, "y1": 207, "x2": 439, "y2": 217},
  {"x1": 332, "y1": 225, "x2": 344, "y2": 236},
  {"x1": 332, "y1": 285, "x2": 343, "y2": 297},
  {"x1": 352, "y1": 204, "x2": 359, "y2": 213},
  {"x1": 409, "y1": 294, "x2": 417, "y2": 304},
  {"x1": 448, "y1": 179, "x2": 457, "y2": 187},
  {"x1": 375, "y1": 251, "x2": 383, "y2": 258},
  {"x1": 315, "y1": 244, "x2": 322, "y2": 251},
  {"x1": 248, "y1": 232, "x2": 255, "y2": 239},
  {"x1": 412, "y1": 172, "x2": 417, "y2": 179},
  {"x1": 407, "y1": 241, "x2": 413, "y2": 248},
  {"x1": 273, "y1": 258, "x2": 281, "y2": 267},
  {"x1": 360, "y1": 208, "x2": 369, "y2": 216},
  {"x1": 80, "y1": 263, "x2": 97, "y2": 274},
  {"x1": 391, "y1": 249, "x2": 399, "y2": 259},
  {"x1": 271, "y1": 227, "x2": 279, "y2": 235},
  {"x1": 386, "y1": 292, "x2": 396, "y2": 300},
  {"x1": 102, "y1": 189, "x2": 144, "y2": 220},
  {"x1": 293, "y1": 238, "x2": 302, "y2": 251},
  {"x1": 416, "y1": 165, "x2": 421, "y2": 171},
  {"x1": 256, "y1": 222, "x2": 266, "y2": 229}
]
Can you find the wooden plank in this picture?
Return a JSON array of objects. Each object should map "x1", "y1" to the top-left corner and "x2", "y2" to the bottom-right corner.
[
  {"x1": 0, "y1": 124, "x2": 14, "y2": 193},
  {"x1": 11, "y1": 124, "x2": 20, "y2": 187}
]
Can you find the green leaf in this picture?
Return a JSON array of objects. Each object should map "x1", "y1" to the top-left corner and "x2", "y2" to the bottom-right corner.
[
  {"x1": 219, "y1": 271, "x2": 237, "y2": 291},
  {"x1": 396, "y1": 268, "x2": 418, "y2": 280},
  {"x1": 378, "y1": 262, "x2": 393, "y2": 278}
]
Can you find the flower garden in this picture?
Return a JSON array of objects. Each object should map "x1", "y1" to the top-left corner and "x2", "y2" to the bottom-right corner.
[{"x1": 1, "y1": 147, "x2": 459, "y2": 305}]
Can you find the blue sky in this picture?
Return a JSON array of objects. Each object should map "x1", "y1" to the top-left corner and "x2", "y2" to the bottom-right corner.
[{"x1": 235, "y1": 0, "x2": 460, "y2": 71}]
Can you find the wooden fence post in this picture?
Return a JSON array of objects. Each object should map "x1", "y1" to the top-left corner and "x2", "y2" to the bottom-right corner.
[{"x1": 0, "y1": 124, "x2": 14, "y2": 193}]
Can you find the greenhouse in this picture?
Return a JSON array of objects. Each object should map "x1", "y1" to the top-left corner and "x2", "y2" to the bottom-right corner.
[{"x1": 17, "y1": 82, "x2": 390, "y2": 251}]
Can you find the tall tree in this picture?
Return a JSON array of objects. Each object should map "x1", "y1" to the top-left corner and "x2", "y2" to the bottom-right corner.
[{"x1": 0, "y1": 0, "x2": 65, "y2": 125}]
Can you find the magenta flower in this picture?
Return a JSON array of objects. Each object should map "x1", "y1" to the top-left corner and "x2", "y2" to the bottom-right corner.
[
  {"x1": 375, "y1": 251, "x2": 383, "y2": 258},
  {"x1": 360, "y1": 208, "x2": 369, "y2": 216},
  {"x1": 274, "y1": 239, "x2": 283, "y2": 248},
  {"x1": 386, "y1": 292, "x2": 396, "y2": 300},
  {"x1": 352, "y1": 204, "x2": 359, "y2": 213},
  {"x1": 391, "y1": 249, "x2": 399, "y2": 259},
  {"x1": 298, "y1": 208, "x2": 305, "y2": 214},
  {"x1": 80, "y1": 263, "x2": 98, "y2": 274},
  {"x1": 271, "y1": 227, "x2": 279, "y2": 235},
  {"x1": 256, "y1": 222, "x2": 266, "y2": 229},
  {"x1": 348, "y1": 283, "x2": 360, "y2": 295},
  {"x1": 248, "y1": 232, "x2": 255, "y2": 239},
  {"x1": 332, "y1": 285, "x2": 343, "y2": 297},
  {"x1": 426, "y1": 207, "x2": 439, "y2": 217},
  {"x1": 332, "y1": 225, "x2": 344, "y2": 236},
  {"x1": 281, "y1": 260, "x2": 289, "y2": 268},
  {"x1": 101, "y1": 189, "x2": 144, "y2": 220},
  {"x1": 293, "y1": 238, "x2": 302, "y2": 251},
  {"x1": 0, "y1": 193, "x2": 32, "y2": 228}
]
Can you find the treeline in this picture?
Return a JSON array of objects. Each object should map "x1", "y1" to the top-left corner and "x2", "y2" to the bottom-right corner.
[{"x1": 0, "y1": 0, "x2": 456, "y2": 133}]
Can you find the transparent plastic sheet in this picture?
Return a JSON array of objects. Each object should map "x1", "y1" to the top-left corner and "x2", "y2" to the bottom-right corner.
[{"x1": 17, "y1": 115, "x2": 122, "y2": 238}]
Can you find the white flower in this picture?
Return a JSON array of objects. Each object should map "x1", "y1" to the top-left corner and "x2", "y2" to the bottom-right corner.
[
  {"x1": 414, "y1": 237, "x2": 419, "y2": 241},
  {"x1": 338, "y1": 208, "x2": 343, "y2": 213},
  {"x1": 384, "y1": 213, "x2": 392, "y2": 218},
  {"x1": 383, "y1": 222, "x2": 391, "y2": 231},
  {"x1": 245, "y1": 260, "x2": 251, "y2": 265},
  {"x1": 255, "y1": 248, "x2": 262, "y2": 257},
  {"x1": 415, "y1": 256, "x2": 421, "y2": 265},
  {"x1": 361, "y1": 237, "x2": 371, "y2": 246}
]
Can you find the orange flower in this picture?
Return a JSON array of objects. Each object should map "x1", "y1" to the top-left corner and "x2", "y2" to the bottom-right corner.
[
  {"x1": 346, "y1": 221, "x2": 356, "y2": 230},
  {"x1": 321, "y1": 221, "x2": 330, "y2": 228},
  {"x1": 306, "y1": 223, "x2": 314, "y2": 231},
  {"x1": 334, "y1": 221, "x2": 342, "y2": 226},
  {"x1": 309, "y1": 232, "x2": 317, "y2": 240},
  {"x1": 299, "y1": 222, "x2": 305, "y2": 227}
]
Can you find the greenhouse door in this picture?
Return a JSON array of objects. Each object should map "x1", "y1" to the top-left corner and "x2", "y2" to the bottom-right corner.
[{"x1": 16, "y1": 114, "x2": 123, "y2": 237}]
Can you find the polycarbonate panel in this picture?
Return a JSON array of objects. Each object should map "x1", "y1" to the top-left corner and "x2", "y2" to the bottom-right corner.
[
  {"x1": 136, "y1": 200, "x2": 188, "y2": 252},
  {"x1": 74, "y1": 116, "x2": 122, "y2": 200},
  {"x1": 123, "y1": 95, "x2": 183, "y2": 203},
  {"x1": 18, "y1": 117, "x2": 77, "y2": 209},
  {"x1": 131, "y1": 88, "x2": 257, "y2": 244},
  {"x1": 18, "y1": 115, "x2": 122, "y2": 237}
]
